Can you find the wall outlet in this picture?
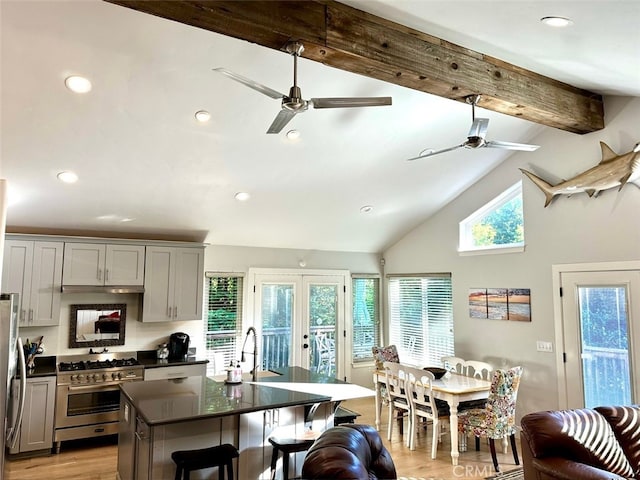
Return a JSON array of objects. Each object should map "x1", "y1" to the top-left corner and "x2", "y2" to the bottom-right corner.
[{"x1": 536, "y1": 340, "x2": 553, "y2": 353}]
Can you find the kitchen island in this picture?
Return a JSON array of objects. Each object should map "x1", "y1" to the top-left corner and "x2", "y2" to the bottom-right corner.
[{"x1": 117, "y1": 367, "x2": 372, "y2": 480}]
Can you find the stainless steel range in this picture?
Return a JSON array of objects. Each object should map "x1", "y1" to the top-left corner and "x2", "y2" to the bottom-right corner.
[{"x1": 54, "y1": 352, "x2": 143, "y2": 452}]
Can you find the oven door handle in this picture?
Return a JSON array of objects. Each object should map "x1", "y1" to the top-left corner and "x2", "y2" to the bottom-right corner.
[{"x1": 66, "y1": 380, "x2": 137, "y2": 391}]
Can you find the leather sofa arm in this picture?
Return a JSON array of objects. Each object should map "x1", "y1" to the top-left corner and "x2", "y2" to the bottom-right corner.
[{"x1": 531, "y1": 458, "x2": 628, "y2": 480}]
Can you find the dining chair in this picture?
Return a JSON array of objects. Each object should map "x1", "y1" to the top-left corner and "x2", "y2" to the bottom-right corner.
[
  {"x1": 383, "y1": 361, "x2": 411, "y2": 446},
  {"x1": 441, "y1": 356, "x2": 465, "y2": 374},
  {"x1": 457, "y1": 366, "x2": 524, "y2": 473},
  {"x1": 464, "y1": 360, "x2": 493, "y2": 380},
  {"x1": 404, "y1": 366, "x2": 447, "y2": 458}
]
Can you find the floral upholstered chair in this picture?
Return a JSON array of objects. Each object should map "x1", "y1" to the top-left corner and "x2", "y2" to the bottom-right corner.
[
  {"x1": 372, "y1": 345, "x2": 400, "y2": 371},
  {"x1": 457, "y1": 366, "x2": 523, "y2": 473}
]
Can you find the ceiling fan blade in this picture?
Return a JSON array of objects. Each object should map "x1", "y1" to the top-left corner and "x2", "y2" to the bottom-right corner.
[
  {"x1": 467, "y1": 118, "x2": 489, "y2": 139},
  {"x1": 266, "y1": 110, "x2": 297, "y2": 134},
  {"x1": 310, "y1": 97, "x2": 392, "y2": 109},
  {"x1": 485, "y1": 140, "x2": 540, "y2": 151},
  {"x1": 213, "y1": 68, "x2": 285, "y2": 100},
  {"x1": 407, "y1": 144, "x2": 465, "y2": 161}
]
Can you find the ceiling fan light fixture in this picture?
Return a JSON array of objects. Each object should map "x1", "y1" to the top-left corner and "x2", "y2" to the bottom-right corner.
[
  {"x1": 234, "y1": 192, "x2": 250, "y2": 202},
  {"x1": 540, "y1": 16, "x2": 573, "y2": 27},
  {"x1": 57, "y1": 171, "x2": 78, "y2": 183},
  {"x1": 194, "y1": 110, "x2": 211, "y2": 122},
  {"x1": 64, "y1": 75, "x2": 92, "y2": 93}
]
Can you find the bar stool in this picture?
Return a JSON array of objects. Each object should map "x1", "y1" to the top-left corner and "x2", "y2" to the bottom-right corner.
[
  {"x1": 171, "y1": 443, "x2": 239, "y2": 480},
  {"x1": 268, "y1": 435, "x2": 317, "y2": 480}
]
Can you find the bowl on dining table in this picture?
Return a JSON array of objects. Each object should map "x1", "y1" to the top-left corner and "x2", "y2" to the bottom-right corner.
[{"x1": 423, "y1": 367, "x2": 447, "y2": 379}]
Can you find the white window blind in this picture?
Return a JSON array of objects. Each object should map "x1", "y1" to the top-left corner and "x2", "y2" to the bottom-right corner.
[
  {"x1": 205, "y1": 273, "x2": 243, "y2": 375},
  {"x1": 388, "y1": 274, "x2": 453, "y2": 367},
  {"x1": 352, "y1": 275, "x2": 381, "y2": 362}
]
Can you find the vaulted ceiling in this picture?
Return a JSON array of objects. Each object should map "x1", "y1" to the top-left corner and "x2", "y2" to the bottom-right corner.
[{"x1": 1, "y1": 1, "x2": 638, "y2": 252}]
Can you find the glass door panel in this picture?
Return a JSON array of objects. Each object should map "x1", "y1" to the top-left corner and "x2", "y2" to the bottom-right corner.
[
  {"x1": 259, "y1": 282, "x2": 295, "y2": 371},
  {"x1": 578, "y1": 285, "x2": 631, "y2": 407},
  {"x1": 309, "y1": 284, "x2": 338, "y2": 376}
]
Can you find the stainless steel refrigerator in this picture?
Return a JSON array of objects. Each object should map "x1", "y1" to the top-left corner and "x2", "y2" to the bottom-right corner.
[{"x1": 1, "y1": 293, "x2": 26, "y2": 480}]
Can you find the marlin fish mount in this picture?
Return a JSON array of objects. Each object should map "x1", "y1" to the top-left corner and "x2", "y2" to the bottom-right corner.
[{"x1": 520, "y1": 141, "x2": 640, "y2": 207}]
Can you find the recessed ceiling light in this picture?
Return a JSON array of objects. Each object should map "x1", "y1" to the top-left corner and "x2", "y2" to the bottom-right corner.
[
  {"x1": 57, "y1": 171, "x2": 78, "y2": 183},
  {"x1": 286, "y1": 129, "x2": 300, "y2": 140},
  {"x1": 64, "y1": 75, "x2": 92, "y2": 93},
  {"x1": 360, "y1": 205, "x2": 373, "y2": 214},
  {"x1": 540, "y1": 16, "x2": 573, "y2": 27},
  {"x1": 195, "y1": 110, "x2": 211, "y2": 122},
  {"x1": 234, "y1": 192, "x2": 250, "y2": 202}
]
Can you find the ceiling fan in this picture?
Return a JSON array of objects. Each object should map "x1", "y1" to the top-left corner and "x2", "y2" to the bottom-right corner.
[
  {"x1": 407, "y1": 95, "x2": 540, "y2": 161},
  {"x1": 214, "y1": 41, "x2": 392, "y2": 134}
]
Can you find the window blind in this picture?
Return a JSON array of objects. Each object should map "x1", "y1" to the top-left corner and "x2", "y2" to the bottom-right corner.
[
  {"x1": 352, "y1": 276, "x2": 381, "y2": 362},
  {"x1": 205, "y1": 273, "x2": 244, "y2": 375},
  {"x1": 388, "y1": 274, "x2": 453, "y2": 367}
]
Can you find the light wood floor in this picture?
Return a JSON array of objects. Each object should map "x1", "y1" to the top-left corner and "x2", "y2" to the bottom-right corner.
[{"x1": 5, "y1": 397, "x2": 521, "y2": 480}]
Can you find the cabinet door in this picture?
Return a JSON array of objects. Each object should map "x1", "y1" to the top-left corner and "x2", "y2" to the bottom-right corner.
[
  {"x1": 29, "y1": 242, "x2": 63, "y2": 326},
  {"x1": 142, "y1": 246, "x2": 175, "y2": 322},
  {"x1": 135, "y1": 417, "x2": 152, "y2": 480},
  {"x1": 174, "y1": 248, "x2": 204, "y2": 321},
  {"x1": 19, "y1": 376, "x2": 55, "y2": 453},
  {"x1": 1, "y1": 240, "x2": 33, "y2": 324},
  {"x1": 62, "y1": 243, "x2": 106, "y2": 285},
  {"x1": 105, "y1": 244, "x2": 145, "y2": 286}
]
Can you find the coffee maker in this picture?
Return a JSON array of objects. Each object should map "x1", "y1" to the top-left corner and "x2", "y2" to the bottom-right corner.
[{"x1": 168, "y1": 332, "x2": 190, "y2": 360}]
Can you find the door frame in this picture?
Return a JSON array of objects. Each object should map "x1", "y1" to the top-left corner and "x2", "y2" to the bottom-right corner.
[
  {"x1": 552, "y1": 260, "x2": 640, "y2": 409},
  {"x1": 246, "y1": 268, "x2": 351, "y2": 380}
]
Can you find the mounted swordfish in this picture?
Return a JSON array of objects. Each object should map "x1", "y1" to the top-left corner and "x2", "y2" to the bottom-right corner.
[{"x1": 520, "y1": 141, "x2": 640, "y2": 207}]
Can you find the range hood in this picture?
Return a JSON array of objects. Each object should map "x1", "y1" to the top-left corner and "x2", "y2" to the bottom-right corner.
[{"x1": 61, "y1": 285, "x2": 145, "y2": 294}]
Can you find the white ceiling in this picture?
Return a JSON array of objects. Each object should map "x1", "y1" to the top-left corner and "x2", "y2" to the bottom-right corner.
[{"x1": 1, "y1": 1, "x2": 638, "y2": 253}]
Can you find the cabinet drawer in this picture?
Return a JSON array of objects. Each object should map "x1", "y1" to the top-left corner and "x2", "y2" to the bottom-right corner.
[{"x1": 143, "y1": 364, "x2": 206, "y2": 381}]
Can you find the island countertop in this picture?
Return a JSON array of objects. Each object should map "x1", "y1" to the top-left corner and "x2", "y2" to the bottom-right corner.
[{"x1": 120, "y1": 368, "x2": 334, "y2": 426}]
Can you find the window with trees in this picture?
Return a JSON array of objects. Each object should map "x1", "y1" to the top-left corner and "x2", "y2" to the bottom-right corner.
[
  {"x1": 459, "y1": 181, "x2": 525, "y2": 254},
  {"x1": 388, "y1": 274, "x2": 453, "y2": 366},
  {"x1": 204, "y1": 273, "x2": 243, "y2": 375},
  {"x1": 352, "y1": 275, "x2": 380, "y2": 362}
]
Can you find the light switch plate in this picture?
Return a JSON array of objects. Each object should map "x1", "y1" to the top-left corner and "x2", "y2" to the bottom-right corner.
[{"x1": 536, "y1": 340, "x2": 553, "y2": 353}]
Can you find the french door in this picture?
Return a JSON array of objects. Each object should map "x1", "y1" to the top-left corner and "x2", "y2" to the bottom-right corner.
[
  {"x1": 559, "y1": 267, "x2": 640, "y2": 408},
  {"x1": 248, "y1": 269, "x2": 347, "y2": 379}
]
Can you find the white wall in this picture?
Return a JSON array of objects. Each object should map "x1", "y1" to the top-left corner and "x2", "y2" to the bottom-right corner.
[{"x1": 382, "y1": 95, "x2": 640, "y2": 417}]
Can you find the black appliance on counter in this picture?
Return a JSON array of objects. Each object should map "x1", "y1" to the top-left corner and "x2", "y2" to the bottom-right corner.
[{"x1": 168, "y1": 332, "x2": 190, "y2": 360}]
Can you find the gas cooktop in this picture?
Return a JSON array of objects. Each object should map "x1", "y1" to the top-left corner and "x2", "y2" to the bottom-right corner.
[{"x1": 58, "y1": 358, "x2": 140, "y2": 372}]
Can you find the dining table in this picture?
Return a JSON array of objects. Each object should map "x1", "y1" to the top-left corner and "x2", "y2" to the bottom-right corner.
[{"x1": 373, "y1": 367, "x2": 491, "y2": 466}]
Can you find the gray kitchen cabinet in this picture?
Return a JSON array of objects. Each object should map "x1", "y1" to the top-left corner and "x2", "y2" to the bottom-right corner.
[
  {"x1": 1, "y1": 240, "x2": 63, "y2": 326},
  {"x1": 142, "y1": 246, "x2": 204, "y2": 322},
  {"x1": 9, "y1": 376, "x2": 56, "y2": 454},
  {"x1": 63, "y1": 243, "x2": 145, "y2": 286}
]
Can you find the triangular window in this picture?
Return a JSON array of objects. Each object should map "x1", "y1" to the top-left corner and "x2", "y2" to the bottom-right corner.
[{"x1": 459, "y1": 181, "x2": 525, "y2": 254}]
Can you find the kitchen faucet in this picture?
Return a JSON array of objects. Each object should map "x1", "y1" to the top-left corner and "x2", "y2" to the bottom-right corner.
[{"x1": 240, "y1": 327, "x2": 259, "y2": 382}]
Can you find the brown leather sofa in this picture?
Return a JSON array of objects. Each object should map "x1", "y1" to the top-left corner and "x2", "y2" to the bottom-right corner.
[
  {"x1": 521, "y1": 405, "x2": 640, "y2": 479},
  {"x1": 301, "y1": 423, "x2": 397, "y2": 480}
]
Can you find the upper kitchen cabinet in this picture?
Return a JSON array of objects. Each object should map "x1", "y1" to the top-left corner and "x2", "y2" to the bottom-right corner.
[
  {"x1": 62, "y1": 243, "x2": 145, "y2": 286},
  {"x1": 142, "y1": 246, "x2": 204, "y2": 322},
  {"x1": 2, "y1": 240, "x2": 64, "y2": 326}
]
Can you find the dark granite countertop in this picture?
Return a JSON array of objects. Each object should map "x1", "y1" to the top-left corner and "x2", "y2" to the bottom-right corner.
[
  {"x1": 120, "y1": 368, "x2": 333, "y2": 426},
  {"x1": 136, "y1": 350, "x2": 209, "y2": 369},
  {"x1": 24, "y1": 355, "x2": 57, "y2": 378}
]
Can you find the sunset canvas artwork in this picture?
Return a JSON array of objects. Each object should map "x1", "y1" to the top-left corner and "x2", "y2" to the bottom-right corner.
[{"x1": 469, "y1": 288, "x2": 531, "y2": 321}]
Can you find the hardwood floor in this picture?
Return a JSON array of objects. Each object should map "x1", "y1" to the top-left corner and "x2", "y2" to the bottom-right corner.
[{"x1": 5, "y1": 397, "x2": 521, "y2": 480}]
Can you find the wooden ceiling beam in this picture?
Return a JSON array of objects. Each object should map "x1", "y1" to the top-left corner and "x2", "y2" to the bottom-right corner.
[{"x1": 105, "y1": 0, "x2": 604, "y2": 134}]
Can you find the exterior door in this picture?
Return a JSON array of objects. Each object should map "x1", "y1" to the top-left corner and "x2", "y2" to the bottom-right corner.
[
  {"x1": 560, "y1": 269, "x2": 640, "y2": 408},
  {"x1": 249, "y1": 270, "x2": 346, "y2": 379}
]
